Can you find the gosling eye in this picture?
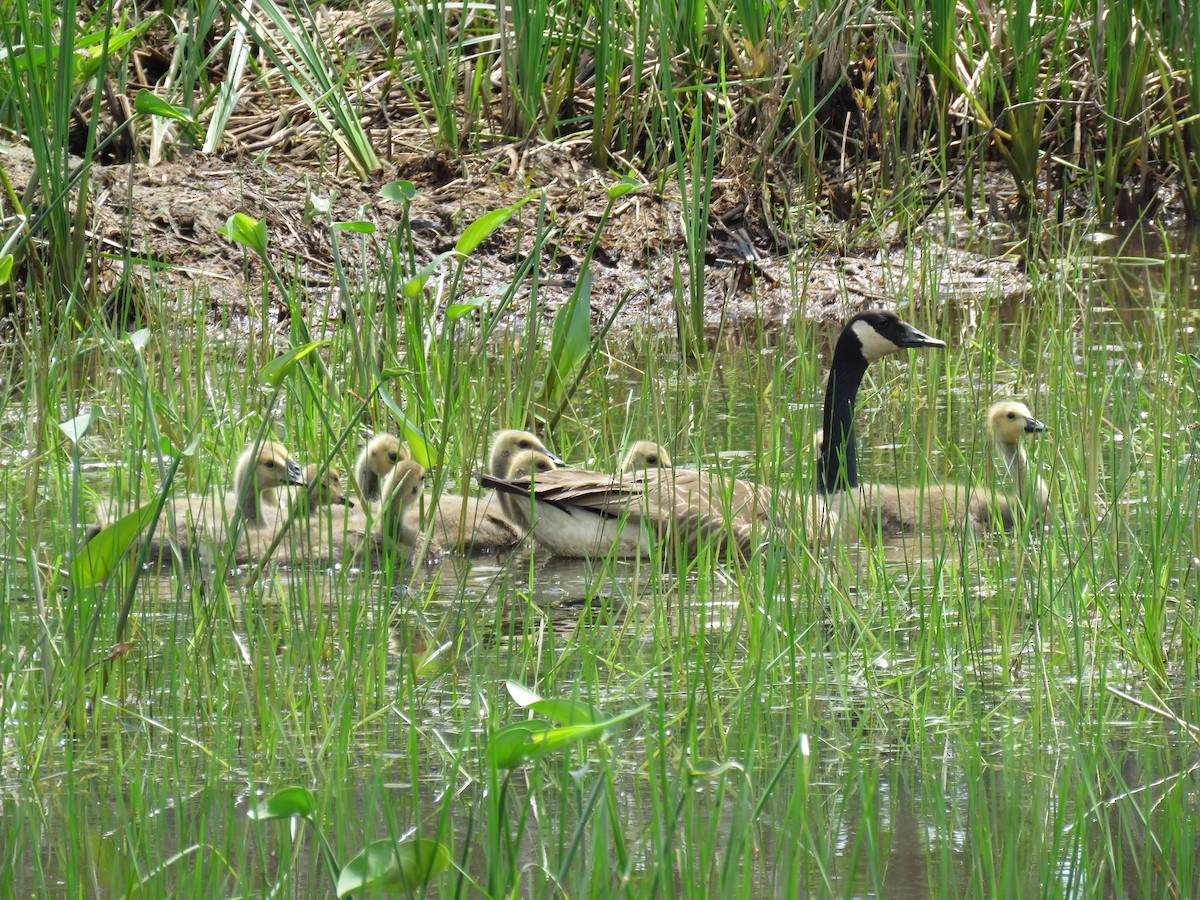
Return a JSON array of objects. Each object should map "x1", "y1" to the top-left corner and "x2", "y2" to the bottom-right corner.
[
  {"x1": 264, "y1": 459, "x2": 276, "y2": 468},
  {"x1": 518, "y1": 439, "x2": 530, "y2": 449},
  {"x1": 389, "y1": 451, "x2": 398, "y2": 463},
  {"x1": 646, "y1": 455, "x2": 658, "y2": 465},
  {"x1": 1006, "y1": 412, "x2": 1016, "y2": 419}
]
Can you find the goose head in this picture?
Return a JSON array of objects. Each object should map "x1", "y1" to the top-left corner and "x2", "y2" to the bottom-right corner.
[
  {"x1": 233, "y1": 441, "x2": 305, "y2": 524},
  {"x1": 820, "y1": 311, "x2": 945, "y2": 496},
  {"x1": 507, "y1": 449, "x2": 559, "y2": 481},
  {"x1": 987, "y1": 401, "x2": 1046, "y2": 447},
  {"x1": 361, "y1": 433, "x2": 405, "y2": 477},
  {"x1": 489, "y1": 430, "x2": 564, "y2": 478},
  {"x1": 302, "y1": 463, "x2": 353, "y2": 507},
  {"x1": 381, "y1": 459, "x2": 424, "y2": 512},
  {"x1": 622, "y1": 440, "x2": 672, "y2": 474},
  {"x1": 844, "y1": 310, "x2": 947, "y2": 362}
]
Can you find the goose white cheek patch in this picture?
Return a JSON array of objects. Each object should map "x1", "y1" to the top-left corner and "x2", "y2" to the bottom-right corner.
[{"x1": 851, "y1": 320, "x2": 901, "y2": 361}]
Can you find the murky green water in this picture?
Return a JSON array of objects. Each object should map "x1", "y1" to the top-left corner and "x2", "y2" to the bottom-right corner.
[{"x1": 3, "y1": 232, "x2": 1200, "y2": 897}]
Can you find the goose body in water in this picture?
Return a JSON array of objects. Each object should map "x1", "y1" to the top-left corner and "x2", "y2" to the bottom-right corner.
[
  {"x1": 90, "y1": 441, "x2": 307, "y2": 564},
  {"x1": 481, "y1": 311, "x2": 946, "y2": 558},
  {"x1": 846, "y1": 400, "x2": 1047, "y2": 534},
  {"x1": 409, "y1": 429, "x2": 562, "y2": 553}
]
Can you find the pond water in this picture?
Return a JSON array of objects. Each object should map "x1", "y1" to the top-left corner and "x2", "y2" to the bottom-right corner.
[{"x1": 3, "y1": 230, "x2": 1200, "y2": 897}]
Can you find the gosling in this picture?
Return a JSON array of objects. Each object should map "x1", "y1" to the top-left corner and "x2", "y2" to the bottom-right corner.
[{"x1": 354, "y1": 433, "x2": 405, "y2": 505}]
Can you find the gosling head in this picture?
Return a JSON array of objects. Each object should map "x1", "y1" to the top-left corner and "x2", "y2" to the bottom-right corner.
[
  {"x1": 233, "y1": 441, "x2": 305, "y2": 523},
  {"x1": 987, "y1": 401, "x2": 1046, "y2": 447},
  {"x1": 846, "y1": 310, "x2": 947, "y2": 362},
  {"x1": 237, "y1": 441, "x2": 306, "y2": 493},
  {"x1": 381, "y1": 460, "x2": 425, "y2": 514},
  {"x1": 362, "y1": 433, "x2": 405, "y2": 477},
  {"x1": 302, "y1": 463, "x2": 353, "y2": 507},
  {"x1": 621, "y1": 440, "x2": 672, "y2": 474},
  {"x1": 507, "y1": 449, "x2": 558, "y2": 481},
  {"x1": 489, "y1": 429, "x2": 564, "y2": 478}
]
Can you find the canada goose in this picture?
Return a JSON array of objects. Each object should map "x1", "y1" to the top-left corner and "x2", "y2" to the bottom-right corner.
[
  {"x1": 967, "y1": 401, "x2": 1048, "y2": 529},
  {"x1": 289, "y1": 463, "x2": 353, "y2": 516},
  {"x1": 487, "y1": 429, "x2": 564, "y2": 478},
  {"x1": 354, "y1": 433, "x2": 405, "y2": 504},
  {"x1": 381, "y1": 460, "x2": 445, "y2": 557},
  {"x1": 848, "y1": 401, "x2": 1048, "y2": 534},
  {"x1": 492, "y1": 449, "x2": 654, "y2": 557},
  {"x1": 480, "y1": 311, "x2": 946, "y2": 558},
  {"x1": 94, "y1": 441, "x2": 307, "y2": 563},
  {"x1": 402, "y1": 430, "x2": 560, "y2": 554},
  {"x1": 290, "y1": 460, "x2": 436, "y2": 563},
  {"x1": 622, "y1": 441, "x2": 672, "y2": 473}
]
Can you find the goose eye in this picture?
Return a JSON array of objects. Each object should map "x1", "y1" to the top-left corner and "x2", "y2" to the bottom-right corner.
[
  {"x1": 1006, "y1": 412, "x2": 1016, "y2": 419},
  {"x1": 519, "y1": 439, "x2": 531, "y2": 448},
  {"x1": 264, "y1": 460, "x2": 276, "y2": 468},
  {"x1": 646, "y1": 455, "x2": 658, "y2": 465},
  {"x1": 389, "y1": 452, "x2": 398, "y2": 462}
]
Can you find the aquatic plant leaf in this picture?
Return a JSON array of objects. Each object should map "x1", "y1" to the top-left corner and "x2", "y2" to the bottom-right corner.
[
  {"x1": 379, "y1": 180, "x2": 419, "y2": 203},
  {"x1": 247, "y1": 786, "x2": 317, "y2": 821},
  {"x1": 259, "y1": 341, "x2": 328, "y2": 386},
  {"x1": 336, "y1": 838, "x2": 450, "y2": 896},
  {"x1": 402, "y1": 250, "x2": 454, "y2": 299},
  {"x1": 59, "y1": 407, "x2": 101, "y2": 443},
  {"x1": 455, "y1": 195, "x2": 535, "y2": 256},
  {"x1": 219, "y1": 213, "x2": 268, "y2": 257},
  {"x1": 72, "y1": 502, "x2": 157, "y2": 588},
  {"x1": 487, "y1": 705, "x2": 646, "y2": 769},
  {"x1": 0, "y1": 254, "x2": 12, "y2": 285},
  {"x1": 332, "y1": 220, "x2": 375, "y2": 234},
  {"x1": 128, "y1": 329, "x2": 152, "y2": 352},
  {"x1": 506, "y1": 680, "x2": 602, "y2": 725},
  {"x1": 133, "y1": 89, "x2": 199, "y2": 135},
  {"x1": 544, "y1": 268, "x2": 592, "y2": 403},
  {"x1": 446, "y1": 297, "x2": 487, "y2": 322},
  {"x1": 378, "y1": 386, "x2": 440, "y2": 468},
  {"x1": 607, "y1": 174, "x2": 644, "y2": 200},
  {"x1": 487, "y1": 720, "x2": 554, "y2": 768}
]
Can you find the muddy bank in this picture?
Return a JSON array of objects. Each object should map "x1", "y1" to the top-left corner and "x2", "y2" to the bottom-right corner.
[{"x1": 1, "y1": 141, "x2": 1028, "y2": 336}]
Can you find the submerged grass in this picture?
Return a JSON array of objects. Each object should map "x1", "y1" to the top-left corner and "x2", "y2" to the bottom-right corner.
[{"x1": 1, "y1": 221, "x2": 1199, "y2": 896}]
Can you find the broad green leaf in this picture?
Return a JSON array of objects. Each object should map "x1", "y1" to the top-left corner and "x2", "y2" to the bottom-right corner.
[
  {"x1": 378, "y1": 387, "x2": 439, "y2": 468},
  {"x1": 133, "y1": 90, "x2": 198, "y2": 130},
  {"x1": 72, "y1": 502, "x2": 158, "y2": 588},
  {"x1": 487, "y1": 705, "x2": 646, "y2": 769},
  {"x1": 487, "y1": 721, "x2": 554, "y2": 769},
  {"x1": 506, "y1": 681, "x2": 601, "y2": 726},
  {"x1": 531, "y1": 697, "x2": 603, "y2": 726},
  {"x1": 59, "y1": 408, "x2": 101, "y2": 443},
  {"x1": 402, "y1": 251, "x2": 454, "y2": 299},
  {"x1": 247, "y1": 786, "x2": 317, "y2": 821},
  {"x1": 607, "y1": 174, "x2": 644, "y2": 200},
  {"x1": 259, "y1": 341, "x2": 328, "y2": 386},
  {"x1": 446, "y1": 297, "x2": 487, "y2": 322},
  {"x1": 0, "y1": 254, "x2": 12, "y2": 286},
  {"x1": 128, "y1": 329, "x2": 152, "y2": 352},
  {"x1": 455, "y1": 195, "x2": 535, "y2": 256},
  {"x1": 545, "y1": 269, "x2": 593, "y2": 402},
  {"x1": 336, "y1": 838, "x2": 450, "y2": 896},
  {"x1": 379, "y1": 180, "x2": 419, "y2": 203},
  {"x1": 506, "y1": 681, "x2": 542, "y2": 706},
  {"x1": 332, "y1": 220, "x2": 375, "y2": 234},
  {"x1": 219, "y1": 213, "x2": 268, "y2": 257}
]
